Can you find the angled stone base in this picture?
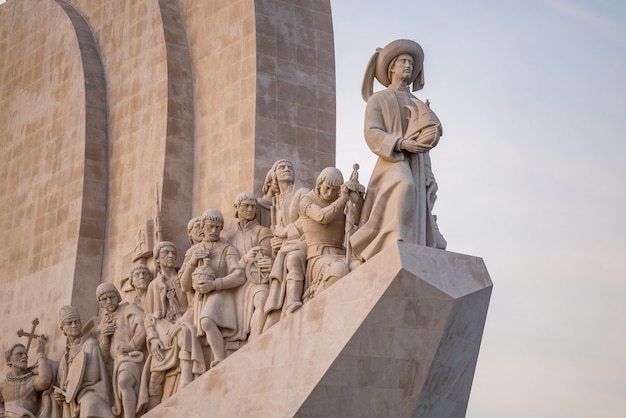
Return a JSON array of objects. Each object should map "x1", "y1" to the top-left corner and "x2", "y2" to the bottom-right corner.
[{"x1": 144, "y1": 242, "x2": 492, "y2": 417}]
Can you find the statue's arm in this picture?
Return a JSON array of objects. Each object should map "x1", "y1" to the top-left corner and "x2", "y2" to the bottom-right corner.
[
  {"x1": 214, "y1": 248, "x2": 246, "y2": 291},
  {"x1": 33, "y1": 352, "x2": 54, "y2": 392},
  {"x1": 364, "y1": 94, "x2": 404, "y2": 162},
  {"x1": 130, "y1": 310, "x2": 147, "y2": 351},
  {"x1": 301, "y1": 195, "x2": 349, "y2": 225},
  {"x1": 179, "y1": 249, "x2": 195, "y2": 293}
]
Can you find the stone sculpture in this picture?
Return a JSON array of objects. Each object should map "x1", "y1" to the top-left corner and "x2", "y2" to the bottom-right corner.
[
  {"x1": 264, "y1": 159, "x2": 309, "y2": 329},
  {"x1": 185, "y1": 217, "x2": 204, "y2": 246},
  {"x1": 142, "y1": 242, "x2": 204, "y2": 410},
  {"x1": 0, "y1": 337, "x2": 52, "y2": 418},
  {"x1": 53, "y1": 305, "x2": 114, "y2": 418},
  {"x1": 228, "y1": 192, "x2": 273, "y2": 341},
  {"x1": 299, "y1": 168, "x2": 363, "y2": 302},
  {"x1": 95, "y1": 283, "x2": 146, "y2": 418},
  {"x1": 350, "y1": 39, "x2": 447, "y2": 262},
  {"x1": 126, "y1": 263, "x2": 153, "y2": 310},
  {"x1": 256, "y1": 169, "x2": 279, "y2": 229},
  {"x1": 179, "y1": 209, "x2": 245, "y2": 367}
]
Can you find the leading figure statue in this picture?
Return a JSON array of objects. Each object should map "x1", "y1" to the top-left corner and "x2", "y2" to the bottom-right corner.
[{"x1": 350, "y1": 39, "x2": 447, "y2": 262}]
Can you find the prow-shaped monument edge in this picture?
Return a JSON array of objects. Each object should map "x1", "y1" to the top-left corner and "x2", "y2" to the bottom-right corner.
[{"x1": 144, "y1": 242, "x2": 492, "y2": 417}]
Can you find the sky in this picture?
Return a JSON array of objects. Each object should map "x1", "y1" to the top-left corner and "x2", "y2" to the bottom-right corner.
[{"x1": 332, "y1": 0, "x2": 626, "y2": 416}]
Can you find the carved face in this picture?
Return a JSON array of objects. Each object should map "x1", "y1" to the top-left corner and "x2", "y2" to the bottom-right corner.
[
  {"x1": 189, "y1": 219, "x2": 204, "y2": 244},
  {"x1": 237, "y1": 199, "x2": 257, "y2": 222},
  {"x1": 98, "y1": 291, "x2": 120, "y2": 313},
  {"x1": 319, "y1": 182, "x2": 340, "y2": 202},
  {"x1": 390, "y1": 53, "x2": 414, "y2": 84},
  {"x1": 157, "y1": 245, "x2": 177, "y2": 268},
  {"x1": 275, "y1": 161, "x2": 294, "y2": 184},
  {"x1": 204, "y1": 220, "x2": 223, "y2": 242},
  {"x1": 131, "y1": 268, "x2": 151, "y2": 290},
  {"x1": 61, "y1": 317, "x2": 82, "y2": 338},
  {"x1": 9, "y1": 345, "x2": 28, "y2": 371}
]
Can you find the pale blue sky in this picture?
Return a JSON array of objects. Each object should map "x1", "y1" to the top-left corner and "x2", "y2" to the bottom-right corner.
[{"x1": 333, "y1": 0, "x2": 626, "y2": 416}]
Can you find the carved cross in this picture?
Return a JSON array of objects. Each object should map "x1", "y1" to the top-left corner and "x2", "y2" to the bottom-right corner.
[{"x1": 17, "y1": 317, "x2": 43, "y2": 351}]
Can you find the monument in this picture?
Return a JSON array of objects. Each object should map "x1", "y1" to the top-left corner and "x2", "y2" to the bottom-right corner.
[{"x1": 0, "y1": 1, "x2": 491, "y2": 417}]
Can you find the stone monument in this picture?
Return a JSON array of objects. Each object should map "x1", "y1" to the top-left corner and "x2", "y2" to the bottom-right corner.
[{"x1": 0, "y1": 1, "x2": 491, "y2": 417}]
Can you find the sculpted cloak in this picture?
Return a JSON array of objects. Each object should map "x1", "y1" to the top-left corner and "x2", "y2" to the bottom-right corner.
[{"x1": 350, "y1": 86, "x2": 446, "y2": 262}]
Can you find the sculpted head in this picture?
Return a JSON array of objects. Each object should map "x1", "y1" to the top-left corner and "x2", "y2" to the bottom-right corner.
[
  {"x1": 96, "y1": 282, "x2": 122, "y2": 313},
  {"x1": 153, "y1": 241, "x2": 177, "y2": 270},
  {"x1": 201, "y1": 209, "x2": 224, "y2": 242},
  {"x1": 5, "y1": 343, "x2": 27, "y2": 371},
  {"x1": 130, "y1": 263, "x2": 152, "y2": 290},
  {"x1": 234, "y1": 192, "x2": 257, "y2": 222},
  {"x1": 362, "y1": 39, "x2": 425, "y2": 101},
  {"x1": 262, "y1": 168, "x2": 280, "y2": 197},
  {"x1": 187, "y1": 216, "x2": 204, "y2": 245},
  {"x1": 271, "y1": 159, "x2": 294, "y2": 185},
  {"x1": 316, "y1": 167, "x2": 343, "y2": 202},
  {"x1": 58, "y1": 305, "x2": 82, "y2": 338}
]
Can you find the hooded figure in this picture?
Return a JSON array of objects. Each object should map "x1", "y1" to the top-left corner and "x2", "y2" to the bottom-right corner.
[{"x1": 350, "y1": 39, "x2": 447, "y2": 262}]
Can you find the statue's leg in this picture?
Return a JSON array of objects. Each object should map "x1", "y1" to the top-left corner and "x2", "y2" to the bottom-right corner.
[
  {"x1": 284, "y1": 253, "x2": 305, "y2": 314},
  {"x1": 179, "y1": 350, "x2": 193, "y2": 388},
  {"x1": 249, "y1": 289, "x2": 269, "y2": 339},
  {"x1": 118, "y1": 369, "x2": 138, "y2": 418},
  {"x1": 200, "y1": 317, "x2": 225, "y2": 367},
  {"x1": 148, "y1": 371, "x2": 165, "y2": 410}
]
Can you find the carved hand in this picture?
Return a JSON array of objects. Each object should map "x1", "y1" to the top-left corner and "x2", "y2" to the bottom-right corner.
[
  {"x1": 256, "y1": 256, "x2": 273, "y2": 274},
  {"x1": 193, "y1": 280, "x2": 215, "y2": 294},
  {"x1": 192, "y1": 249, "x2": 210, "y2": 266},
  {"x1": 401, "y1": 138, "x2": 431, "y2": 154},
  {"x1": 52, "y1": 389, "x2": 66, "y2": 404},
  {"x1": 243, "y1": 246, "x2": 261, "y2": 264},
  {"x1": 100, "y1": 323, "x2": 116, "y2": 337},
  {"x1": 117, "y1": 341, "x2": 132, "y2": 354},
  {"x1": 35, "y1": 335, "x2": 47, "y2": 355},
  {"x1": 150, "y1": 338, "x2": 165, "y2": 362},
  {"x1": 270, "y1": 236, "x2": 284, "y2": 252}
]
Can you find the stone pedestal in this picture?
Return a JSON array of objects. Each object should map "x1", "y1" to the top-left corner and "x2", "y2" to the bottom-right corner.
[{"x1": 145, "y1": 242, "x2": 492, "y2": 417}]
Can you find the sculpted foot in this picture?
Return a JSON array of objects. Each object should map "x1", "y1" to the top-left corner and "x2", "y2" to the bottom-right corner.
[{"x1": 286, "y1": 302, "x2": 303, "y2": 314}]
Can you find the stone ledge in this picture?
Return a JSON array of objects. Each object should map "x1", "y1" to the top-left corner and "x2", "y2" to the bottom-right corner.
[{"x1": 145, "y1": 242, "x2": 492, "y2": 417}]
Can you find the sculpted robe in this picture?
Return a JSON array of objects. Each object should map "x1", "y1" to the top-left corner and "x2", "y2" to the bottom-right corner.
[
  {"x1": 227, "y1": 219, "x2": 273, "y2": 341},
  {"x1": 181, "y1": 240, "x2": 245, "y2": 341},
  {"x1": 350, "y1": 86, "x2": 445, "y2": 262},
  {"x1": 95, "y1": 302, "x2": 146, "y2": 417},
  {"x1": 0, "y1": 363, "x2": 52, "y2": 418},
  {"x1": 265, "y1": 185, "x2": 308, "y2": 316},
  {"x1": 56, "y1": 334, "x2": 113, "y2": 418}
]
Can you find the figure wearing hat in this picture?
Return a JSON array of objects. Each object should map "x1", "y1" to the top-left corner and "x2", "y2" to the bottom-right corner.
[
  {"x1": 350, "y1": 39, "x2": 447, "y2": 262},
  {"x1": 53, "y1": 305, "x2": 114, "y2": 418}
]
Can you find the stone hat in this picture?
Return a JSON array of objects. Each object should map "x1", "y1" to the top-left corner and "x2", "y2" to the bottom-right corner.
[
  {"x1": 202, "y1": 208, "x2": 224, "y2": 224},
  {"x1": 361, "y1": 39, "x2": 425, "y2": 101},
  {"x1": 58, "y1": 305, "x2": 80, "y2": 328}
]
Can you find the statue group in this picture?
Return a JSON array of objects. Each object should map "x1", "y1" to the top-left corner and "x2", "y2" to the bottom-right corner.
[{"x1": 1, "y1": 39, "x2": 447, "y2": 418}]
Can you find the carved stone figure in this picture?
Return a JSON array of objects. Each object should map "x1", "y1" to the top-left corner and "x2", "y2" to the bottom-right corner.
[
  {"x1": 179, "y1": 209, "x2": 245, "y2": 368},
  {"x1": 95, "y1": 283, "x2": 146, "y2": 418},
  {"x1": 350, "y1": 39, "x2": 447, "y2": 262},
  {"x1": 186, "y1": 216, "x2": 204, "y2": 246},
  {"x1": 227, "y1": 192, "x2": 273, "y2": 341},
  {"x1": 127, "y1": 263, "x2": 153, "y2": 310},
  {"x1": 299, "y1": 168, "x2": 363, "y2": 301},
  {"x1": 142, "y1": 242, "x2": 204, "y2": 410},
  {"x1": 0, "y1": 337, "x2": 52, "y2": 418},
  {"x1": 263, "y1": 160, "x2": 309, "y2": 330},
  {"x1": 256, "y1": 168, "x2": 280, "y2": 228},
  {"x1": 53, "y1": 305, "x2": 114, "y2": 418}
]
